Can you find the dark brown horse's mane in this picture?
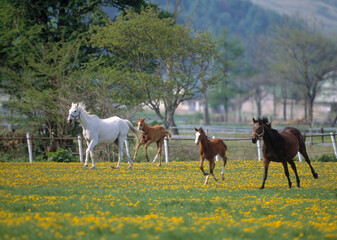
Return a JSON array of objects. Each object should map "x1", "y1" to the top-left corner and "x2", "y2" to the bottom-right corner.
[
  {"x1": 258, "y1": 117, "x2": 285, "y2": 155},
  {"x1": 259, "y1": 117, "x2": 272, "y2": 128}
]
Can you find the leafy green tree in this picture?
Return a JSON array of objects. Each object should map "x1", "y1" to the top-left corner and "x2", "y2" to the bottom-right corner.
[
  {"x1": 0, "y1": 0, "x2": 148, "y2": 152},
  {"x1": 91, "y1": 7, "x2": 217, "y2": 132}
]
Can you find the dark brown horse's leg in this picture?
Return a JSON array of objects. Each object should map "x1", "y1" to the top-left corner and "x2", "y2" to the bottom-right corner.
[
  {"x1": 260, "y1": 160, "x2": 269, "y2": 189},
  {"x1": 282, "y1": 161, "x2": 292, "y2": 188},
  {"x1": 288, "y1": 159, "x2": 300, "y2": 188},
  {"x1": 298, "y1": 136, "x2": 318, "y2": 179},
  {"x1": 299, "y1": 148, "x2": 318, "y2": 179}
]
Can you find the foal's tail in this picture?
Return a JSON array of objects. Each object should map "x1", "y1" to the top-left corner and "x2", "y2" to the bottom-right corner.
[
  {"x1": 125, "y1": 120, "x2": 140, "y2": 145},
  {"x1": 166, "y1": 130, "x2": 172, "y2": 140}
]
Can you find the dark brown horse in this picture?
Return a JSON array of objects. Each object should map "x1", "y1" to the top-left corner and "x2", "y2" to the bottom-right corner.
[
  {"x1": 251, "y1": 117, "x2": 318, "y2": 189},
  {"x1": 133, "y1": 118, "x2": 171, "y2": 166},
  {"x1": 195, "y1": 127, "x2": 228, "y2": 185}
]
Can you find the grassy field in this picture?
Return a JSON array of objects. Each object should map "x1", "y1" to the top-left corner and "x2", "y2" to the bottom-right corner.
[{"x1": 0, "y1": 160, "x2": 337, "y2": 240}]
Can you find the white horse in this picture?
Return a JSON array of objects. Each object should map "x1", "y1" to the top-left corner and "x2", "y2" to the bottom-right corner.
[{"x1": 67, "y1": 102, "x2": 140, "y2": 169}]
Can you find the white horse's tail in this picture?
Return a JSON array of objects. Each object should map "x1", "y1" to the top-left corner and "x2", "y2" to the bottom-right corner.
[{"x1": 125, "y1": 119, "x2": 140, "y2": 145}]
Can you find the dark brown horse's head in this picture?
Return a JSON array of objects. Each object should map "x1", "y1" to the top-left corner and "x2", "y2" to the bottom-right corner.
[
  {"x1": 137, "y1": 118, "x2": 146, "y2": 131},
  {"x1": 251, "y1": 117, "x2": 271, "y2": 143},
  {"x1": 194, "y1": 127, "x2": 206, "y2": 145}
]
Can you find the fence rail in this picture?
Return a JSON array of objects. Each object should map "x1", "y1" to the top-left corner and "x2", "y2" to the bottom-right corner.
[{"x1": 1, "y1": 130, "x2": 337, "y2": 163}]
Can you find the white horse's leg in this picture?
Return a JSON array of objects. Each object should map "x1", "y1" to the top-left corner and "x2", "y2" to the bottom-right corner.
[
  {"x1": 124, "y1": 139, "x2": 133, "y2": 169},
  {"x1": 86, "y1": 139, "x2": 97, "y2": 169},
  {"x1": 113, "y1": 138, "x2": 124, "y2": 169},
  {"x1": 84, "y1": 140, "x2": 90, "y2": 167}
]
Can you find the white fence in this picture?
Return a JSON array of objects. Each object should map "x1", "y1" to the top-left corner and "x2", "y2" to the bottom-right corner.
[{"x1": 23, "y1": 131, "x2": 337, "y2": 163}]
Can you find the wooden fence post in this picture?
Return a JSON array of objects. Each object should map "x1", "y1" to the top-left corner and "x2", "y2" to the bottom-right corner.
[{"x1": 26, "y1": 133, "x2": 33, "y2": 163}]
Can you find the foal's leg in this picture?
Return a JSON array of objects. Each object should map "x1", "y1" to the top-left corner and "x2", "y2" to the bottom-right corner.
[
  {"x1": 199, "y1": 156, "x2": 210, "y2": 185},
  {"x1": 220, "y1": 155, "x2": 227, "y2": 181},
  {"x1": 210, "y1": 160, "x2": 218, "y2": 182},
  {"x1": 282, "y1": 161, "x2": 292, "y2": 188},
  {"x1": 288, "y1": 159, "x2": 300, "y2": 188},
  {"x1": 152, "y1": 141, "x2": 160, "y2": 163},
  {"x1": 144, "y1": 139, "x2": 154, "y2": 162},
  {"x1": 153, "y1": 140, "x2": 163, "y2": 167},
  {"x1": 133, "y1": 139, "x2": 145, "y2": 161},
  {"x1": 199, "y1": 156, "x2": 208, "y2": 175}
]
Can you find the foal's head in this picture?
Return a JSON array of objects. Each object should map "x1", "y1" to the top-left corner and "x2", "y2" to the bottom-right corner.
[
  {"x1": 194, "y1": 127, "x2": 206, "y2": 145},
  {"x1": 251, "y1": 117, "x2": 271, "y2": 143},
  {"x1": 137, "y1": 118, "x2": 146, "y2": 131}
]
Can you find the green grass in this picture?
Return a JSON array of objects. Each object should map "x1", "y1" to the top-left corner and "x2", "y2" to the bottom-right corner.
[{"x1": 0, "y1": 160, "x2": 337, "y2": 240}]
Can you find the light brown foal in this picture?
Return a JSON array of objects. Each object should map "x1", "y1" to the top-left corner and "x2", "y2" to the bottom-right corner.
[
  {"x1": 133, "y1": 118, "x2": 171, "y2": 166},
  {"x1": 195, "y1": 127, "x2": 228, "y2": 185}
]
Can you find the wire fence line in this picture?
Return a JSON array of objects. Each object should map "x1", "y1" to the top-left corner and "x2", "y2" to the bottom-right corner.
[{"x1": 1, "y1": 130, "x2": 337, "y2": 163}]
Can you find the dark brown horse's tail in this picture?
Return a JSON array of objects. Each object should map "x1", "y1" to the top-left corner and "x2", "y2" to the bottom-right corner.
[{"x1": 287, "y1": 127, "x2": 318, "y2": 179}]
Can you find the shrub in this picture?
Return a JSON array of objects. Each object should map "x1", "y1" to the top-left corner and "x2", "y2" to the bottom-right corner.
[
  {"x1": 314, "y1": 154, "x2": 337, "y2": 162},
  {"x1": 46, "y1": 149, "x2": 77, "y2": 163}
]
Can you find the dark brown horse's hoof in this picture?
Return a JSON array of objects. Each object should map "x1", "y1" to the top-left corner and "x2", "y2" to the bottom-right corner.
[
  {"x1": 259, "y1": 187, "x2": 264, "y2": 190},
  {"x1": 313, "y1": 173, "x2": 318, "y2": 179}
]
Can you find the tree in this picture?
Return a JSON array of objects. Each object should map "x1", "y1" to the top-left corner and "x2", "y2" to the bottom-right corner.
[
  {"x1": 271, "y1": 17, "x2": 337, "y2": 123},
  {"x1": 208, "y1": 29, "x2": 245, "y2": 122},
  {"x1": 0, "y1": 0, "x2": 147, "y2": 134},
  {"x1": 91, "y1": 7, "x2": 217, "y2": 132},
  {"x1": 244, "y1": 35, "x2": 272, "y2": 118}
]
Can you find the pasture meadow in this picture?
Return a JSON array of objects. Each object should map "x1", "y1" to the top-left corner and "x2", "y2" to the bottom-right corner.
[{"x1": 0, "y1": 160, "x2": 336, "y2": 240}]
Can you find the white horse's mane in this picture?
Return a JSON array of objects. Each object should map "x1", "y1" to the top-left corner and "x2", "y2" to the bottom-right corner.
[{"x1": 74, "y1": 102, "x2": 90, "y2": 114}]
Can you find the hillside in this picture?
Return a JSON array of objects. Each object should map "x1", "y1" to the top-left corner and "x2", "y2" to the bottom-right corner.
[
  {"x1": 152, "y1": 0, "x2": 282, "y2": 37},
  {"x1": 151, "y1": 0, "x2": 337, "y2": 36},
  {"x1": 250, "y1": 0, "x2": 337, "y2": 34}
]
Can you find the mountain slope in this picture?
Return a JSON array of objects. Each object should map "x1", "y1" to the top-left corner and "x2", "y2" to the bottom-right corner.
[{"x1": 250, "y1": 0, "x2": 337, "y2": 33}]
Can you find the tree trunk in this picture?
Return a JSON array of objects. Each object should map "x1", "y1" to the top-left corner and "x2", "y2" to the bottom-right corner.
[
  {"x1": 273, "y1": 86, "x2": 277, "y2": 119},
  {"x1": 283, "y1": 97, "x2": 287, "y2": 121},
  {"x1": 308, "y1": 97, "x2": 314, "y2": 125},
  {"x1": 167, "y1": 109, "x2": 179, "y2": 135},
  {"x1": 203, "y1": 90, "x2": 210, "y2": 125}
]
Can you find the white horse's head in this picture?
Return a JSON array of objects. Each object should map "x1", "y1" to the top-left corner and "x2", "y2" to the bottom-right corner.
[{"x1": 67, "y1": 102, "x2": 82, "y2": 123}]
